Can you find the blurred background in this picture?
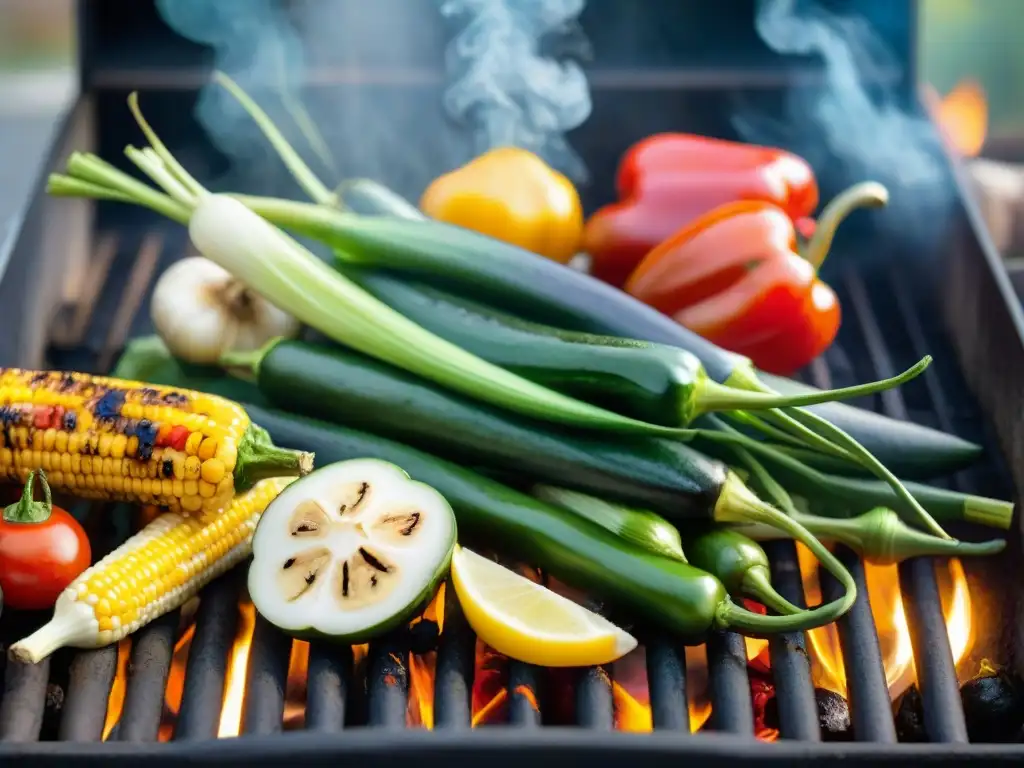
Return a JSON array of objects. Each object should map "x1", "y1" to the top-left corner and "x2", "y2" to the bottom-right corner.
[{"x1": 0, "y1": 0, "x2": 1016, "y2": 225}]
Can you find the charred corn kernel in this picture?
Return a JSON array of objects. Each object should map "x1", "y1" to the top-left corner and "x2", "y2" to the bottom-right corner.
[
  {"x1": 0, "y1": 368, "x2": 312, "y2": 514},
  {"x1": 8, "y1": 478, "x2": 294, "y2": 662}
]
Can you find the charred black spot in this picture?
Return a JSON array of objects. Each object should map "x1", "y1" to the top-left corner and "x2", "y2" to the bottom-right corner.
[
  {"x1": 293, "y1": 523, "x2": 318, "y2": 534},
  {"x1": 162, "y1": 460, "x2": 174, "y2": 478},
  {"x1": 359, "y1": 548, "x2": 389, "y2": 572},
  {"x1": 283, "y1": 558, "x2": 295, "y2": 569},
  {"x1": 341, "y1": 562, "x2": 350, "y2": 597},
  {"x1": 370, "y1": 575, "x2": 378, "y2": 588},
  {"x1": 304, "y1": 573, "x2": 316, "y2": 585}
]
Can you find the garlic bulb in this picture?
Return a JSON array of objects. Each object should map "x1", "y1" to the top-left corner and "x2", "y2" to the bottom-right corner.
[{"x1": 150, "y1": 256, "x2": 300, "y2": 364}]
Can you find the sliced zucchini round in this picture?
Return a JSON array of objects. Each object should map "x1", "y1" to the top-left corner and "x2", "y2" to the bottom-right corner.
[{"x1": 248, "y1": 458, "x2": 457, "y2": 643}]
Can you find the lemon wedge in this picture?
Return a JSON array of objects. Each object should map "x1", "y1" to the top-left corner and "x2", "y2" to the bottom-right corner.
[{"x1": 450, "y1": 546, "x2": 637, "y2": 667}]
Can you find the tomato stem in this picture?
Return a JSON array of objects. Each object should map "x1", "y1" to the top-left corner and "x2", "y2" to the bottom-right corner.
[{"x1": 4, "y1": 469, "x2": 54, "y2": 525}]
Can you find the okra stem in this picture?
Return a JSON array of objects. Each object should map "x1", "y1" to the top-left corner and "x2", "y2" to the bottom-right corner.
[
  {"x1": 697, "y1": 356, "x2": 930, "y2": 414},
  {"x1": 713, "y1": 473, "x2": 857, "y2": 632}
]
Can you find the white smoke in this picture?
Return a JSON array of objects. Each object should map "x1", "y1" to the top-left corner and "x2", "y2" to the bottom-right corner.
[
  {"x1": 440, "y1": 0, "x2": 592, "y2": 182},
  {"x1": 734, "y1": 0, "x2": 954, "y2": 259},
  {"x1": 154, "y1": 0, "x2": 592, "y2": 198}
]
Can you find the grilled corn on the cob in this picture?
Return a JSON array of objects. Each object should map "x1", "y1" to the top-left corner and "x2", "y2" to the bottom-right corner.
[
  {"x1": 0, "y1": 368, "x2": 312, "y2": 514},
  {"x1": 9, "y1": 477, "x2": 294, "y2": 663}
]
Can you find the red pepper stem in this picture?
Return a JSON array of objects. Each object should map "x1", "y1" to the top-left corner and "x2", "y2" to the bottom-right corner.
[
  {"x1": 713, "y1": 473, "x2": 857, "y2": 634},
  {"x1": 803, "y1": 181, "x2": 889, "y2": 270},
  {"x1": 3, "y1": 469, "x2": 54, "y2": 525},
  {"x1": 697, "y1": 355, "x2": 929, "y2": 414}
]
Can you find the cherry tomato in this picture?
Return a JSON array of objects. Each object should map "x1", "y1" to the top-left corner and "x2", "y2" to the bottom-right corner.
[{"x1": 0, "y1": 471, "x2": 91, "y2": 611}]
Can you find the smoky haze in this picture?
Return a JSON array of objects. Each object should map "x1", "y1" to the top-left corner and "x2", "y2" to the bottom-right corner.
[
  {"x1": 734, "y1": 0, "x2": 955, "y2": 262},
  {"x1": 154, "y1": 0, "x2": 590, "y2": 201}
]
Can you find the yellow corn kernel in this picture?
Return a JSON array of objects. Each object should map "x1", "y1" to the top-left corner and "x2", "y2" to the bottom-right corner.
[
  {"x1": 7, "y1": 478, "x2": 294, "y2": 661},
  {"x1": 200, "y1": 458, "x2": 225, "y2": 485},
  {"x1": 183, "y1": 456, "x2": 201, "y2": 481},
  {"x1": 198, "y1": 437, "x2": 217, "y2": 461},
  {"x1": 185, "y1": 432, "x2": 203, "y2": 456},
  {"x1": 110, "y1": 434, "x2": 127, "y2": 459}
]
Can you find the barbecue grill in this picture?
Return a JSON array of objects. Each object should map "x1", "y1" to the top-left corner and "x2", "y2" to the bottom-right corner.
[{"x1": 1, "y1": 0, "x2": 1023, "y2": 764}]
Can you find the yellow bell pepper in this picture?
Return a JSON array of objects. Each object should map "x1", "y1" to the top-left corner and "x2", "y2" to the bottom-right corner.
[{"x1": 420, "y1": 147, "x2": 584, "y2": 264}]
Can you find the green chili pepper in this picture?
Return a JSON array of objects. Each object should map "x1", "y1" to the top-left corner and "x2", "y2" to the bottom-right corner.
[
  {"x1": 534, "y1": 483, "x2": 801, "y2": 615},
  {"x1": 682, "y1": 527, "x2": 803, "y2": 614}
]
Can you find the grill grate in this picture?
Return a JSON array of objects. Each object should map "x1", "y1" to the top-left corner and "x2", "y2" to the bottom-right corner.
[{"x1": 0, "y1": 212, "x2": 1015, "y2": 749}]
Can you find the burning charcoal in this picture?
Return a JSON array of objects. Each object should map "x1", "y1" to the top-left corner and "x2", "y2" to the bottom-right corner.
[
  {"x1": 960, "y1": 667, "x2": 1024, "y2": 743},
  {"x1": 407, "y1": 619, "x2": 440, "y2": 655},
  {"x1": 763, "y1": 687, "x2": 853, "y2": 741},
  {"x1": 894, "y1": 684, "x2": 927, "y2": 742}
]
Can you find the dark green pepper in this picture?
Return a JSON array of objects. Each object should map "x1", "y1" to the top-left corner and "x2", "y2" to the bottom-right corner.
[{"x1": 683, "y1": 528, "x2": 801, "y2": 616}]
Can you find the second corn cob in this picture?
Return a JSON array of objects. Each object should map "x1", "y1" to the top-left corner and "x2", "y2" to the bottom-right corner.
[
  {"x1": 9, "y1": 477, "x2": 295, "y2": 663},
  {"x1": 0, "y1": 368, "x2": 312, "y2": 514}
]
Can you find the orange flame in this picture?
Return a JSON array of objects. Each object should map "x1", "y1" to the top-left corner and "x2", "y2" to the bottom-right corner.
[
  {"x1": 925, "y1": 78, "x2": 989, "y2": 158},
  {"x1": 796, "y1": 544, "x2": 974, "y2": 698},
  {"x1": 218, "y1": 600, "x2": 257, "y2": 738},
  {"x1": 102, "y1": 548, "x2": 978, "y2": 739}
]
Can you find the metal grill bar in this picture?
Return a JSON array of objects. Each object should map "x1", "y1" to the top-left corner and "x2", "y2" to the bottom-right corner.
[
  {"x1": 507, "y1": 663, "x2": 542, "y2": 726},
  {"x1": 575, "y1": 667, "x2": 614, "y2": 729},
  {"x1": 304, "y1": 642, "x2": 352, "y2": 732},
  {"x1": 115, "y1": 610, "x2": 179, "y2": 742},
  {"x1": 644, "y1": 638, "x2": 689, "y2": 732},
  {"x1": 431, "y1": 581, "x2": 474, "y2": 728},
  {"x1": 174, "y1": 572, "x2": 243, "y2": 741},
  {"x1": 57, "y1": 647, "x2": 118, "y2": 742},
  {"x1": 366, "y1": 638, "x2": 409, "y2": 727},
  {"x1": 0, "y1": 658, "x2": 50, "y2": 742},
  {"x1": 764, "y1": 540, "x2": 820, "y2": 741},
  {"x1": 843, "y1": 271, "x2": 969, "y2": 744},
  {"x1": 819, "y1": 549, "x2": 897, "y2": 742},
  {"x1": 706, "y1": 632, "x2": 753, "y2": 734},
  {"x1": 240, "y1": 616, "x2": 291, "y2": 735}
]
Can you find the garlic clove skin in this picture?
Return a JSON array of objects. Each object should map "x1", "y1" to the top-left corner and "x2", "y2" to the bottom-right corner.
[{"x1": 151, "y1": 256, "x2": 301, "y2": 365}]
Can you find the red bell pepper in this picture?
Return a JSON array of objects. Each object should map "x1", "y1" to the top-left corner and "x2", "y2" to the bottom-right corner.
[
  {"x1": 583, "y1": 134, "x2": 820, "y2": 287},
  {"x1": 623, "y1": 182, "x2": 889, "y2": 376}
]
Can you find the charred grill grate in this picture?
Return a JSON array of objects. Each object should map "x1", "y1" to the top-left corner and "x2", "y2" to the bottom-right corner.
[{"x1": 0, "y1": 210, "x2": 1014, "y2": 751}]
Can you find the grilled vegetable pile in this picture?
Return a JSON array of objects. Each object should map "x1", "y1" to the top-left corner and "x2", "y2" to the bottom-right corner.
[{"x1": 13, "y1": 71, "x2": 1009, "y2": 672}]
